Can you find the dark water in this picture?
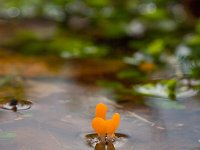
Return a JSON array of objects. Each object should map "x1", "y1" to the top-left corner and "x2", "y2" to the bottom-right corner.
[{"x1": 0, "y1": 54, "x2": 200, "y2": 150}]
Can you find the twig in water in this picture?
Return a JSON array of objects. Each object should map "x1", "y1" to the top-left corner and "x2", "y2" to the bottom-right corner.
[{"x1": 128, "y1": 111, "x2": 165, "y2": 130}]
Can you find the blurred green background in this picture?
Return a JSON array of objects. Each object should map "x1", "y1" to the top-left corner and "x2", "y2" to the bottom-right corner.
[
  {"x1": 0, "y1": 0, "x2": 200, "y2": 108},
  {"x1": 0, "y1": 0, "x2": 200, "y2": 60}
]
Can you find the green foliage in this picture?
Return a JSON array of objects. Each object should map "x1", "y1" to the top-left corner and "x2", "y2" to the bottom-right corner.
[
  {"x1": 1, "y1": 0, "x2": 200, "y2": 66},
  {"x1": 134, "y1": 79, "x2": 179, "y2": 100},
  {"x1": 166, "y1": 79, "x2": 177, "y2": 100},
  {"x1": 100, "y1": 21, "x2": 127, "y2": 38},
  {"x1": 117, "y1": 69, "x2": 146, "y2": 80},
  {"x1": 47, "y1": 37, "x2": 108, "y2": 58},
  {"x1": 3, "y1": 29, "x2": 108, "y2": 58},
  {"x1": 96, "y1": 80, "x2": 124, "y2": 90},
  {"x1": 85, "y1": 0, "x2": 110, "y2": 7},
  {"x1": 146, "y1": 39, "x2": 164, "y2": 56}
]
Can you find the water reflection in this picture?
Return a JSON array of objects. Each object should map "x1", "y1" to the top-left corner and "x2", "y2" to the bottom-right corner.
[
  {"x1": 85, "y1": 133, "x2": 129, "y2": 148},
  {"x1": 0, "y1": 98, "x2": 32, "y2": 112},
  {"x1": 95, "y1": 143, "x2": 106, "y2": 150},
  {"x1": 107, "y1": 142, "x2": 115, "y2": 150},
  {"x1": 94, "y1": 142, "x2": 115, "y2": 150}
]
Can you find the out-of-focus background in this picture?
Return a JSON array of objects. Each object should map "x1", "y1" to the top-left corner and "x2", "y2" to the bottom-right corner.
[
  {"x1": 1, "y1": 1, "x2": 200, "y2": 150},
  {"x1": 0, "y1": 0, "x2": 199, "y2": 59}
]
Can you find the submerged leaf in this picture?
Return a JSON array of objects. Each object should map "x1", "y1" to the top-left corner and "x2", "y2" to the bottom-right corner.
[{"x1": 0, "y1": 132, "x2": 16, "y2": 139}]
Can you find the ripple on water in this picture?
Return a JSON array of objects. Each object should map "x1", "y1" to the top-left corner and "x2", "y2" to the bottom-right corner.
[{"x1": 0, "y1": 98, "x2": 32, "y2": 111}]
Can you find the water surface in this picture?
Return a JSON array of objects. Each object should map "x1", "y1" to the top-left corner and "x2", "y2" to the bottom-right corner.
[{"x1": 0, "y1": 54, "x2": 200, "y2": 150}]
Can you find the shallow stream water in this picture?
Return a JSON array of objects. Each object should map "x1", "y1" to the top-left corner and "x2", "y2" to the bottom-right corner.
[{"x1": 0, "y1": 53, "x2": 200, "y2": 150}]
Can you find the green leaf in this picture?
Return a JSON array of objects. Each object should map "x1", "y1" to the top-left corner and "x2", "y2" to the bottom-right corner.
[
  {"x1": 117, "y1": 69, "x2": 145, "y2": 80},
  {"x1": 96, "y1": 80, "x2": 123, "y2": 90},
  {"x1": 147, "y1": 39, "x2": 164, "y2": 55},
  {"x1": 86, "y1": 0, "x2": 110, "y2": 7}
]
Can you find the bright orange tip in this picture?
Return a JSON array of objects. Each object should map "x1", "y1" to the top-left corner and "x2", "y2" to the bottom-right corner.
[
  {"x1": 92, "y1": 117, "x2": 106, "y2": 135},
  {"x1": 95, "y1": 103, "x2": 108, "y2": 119},
  {"x1": 112, "y1": 113, "x2": 120, "y2": 130}
]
